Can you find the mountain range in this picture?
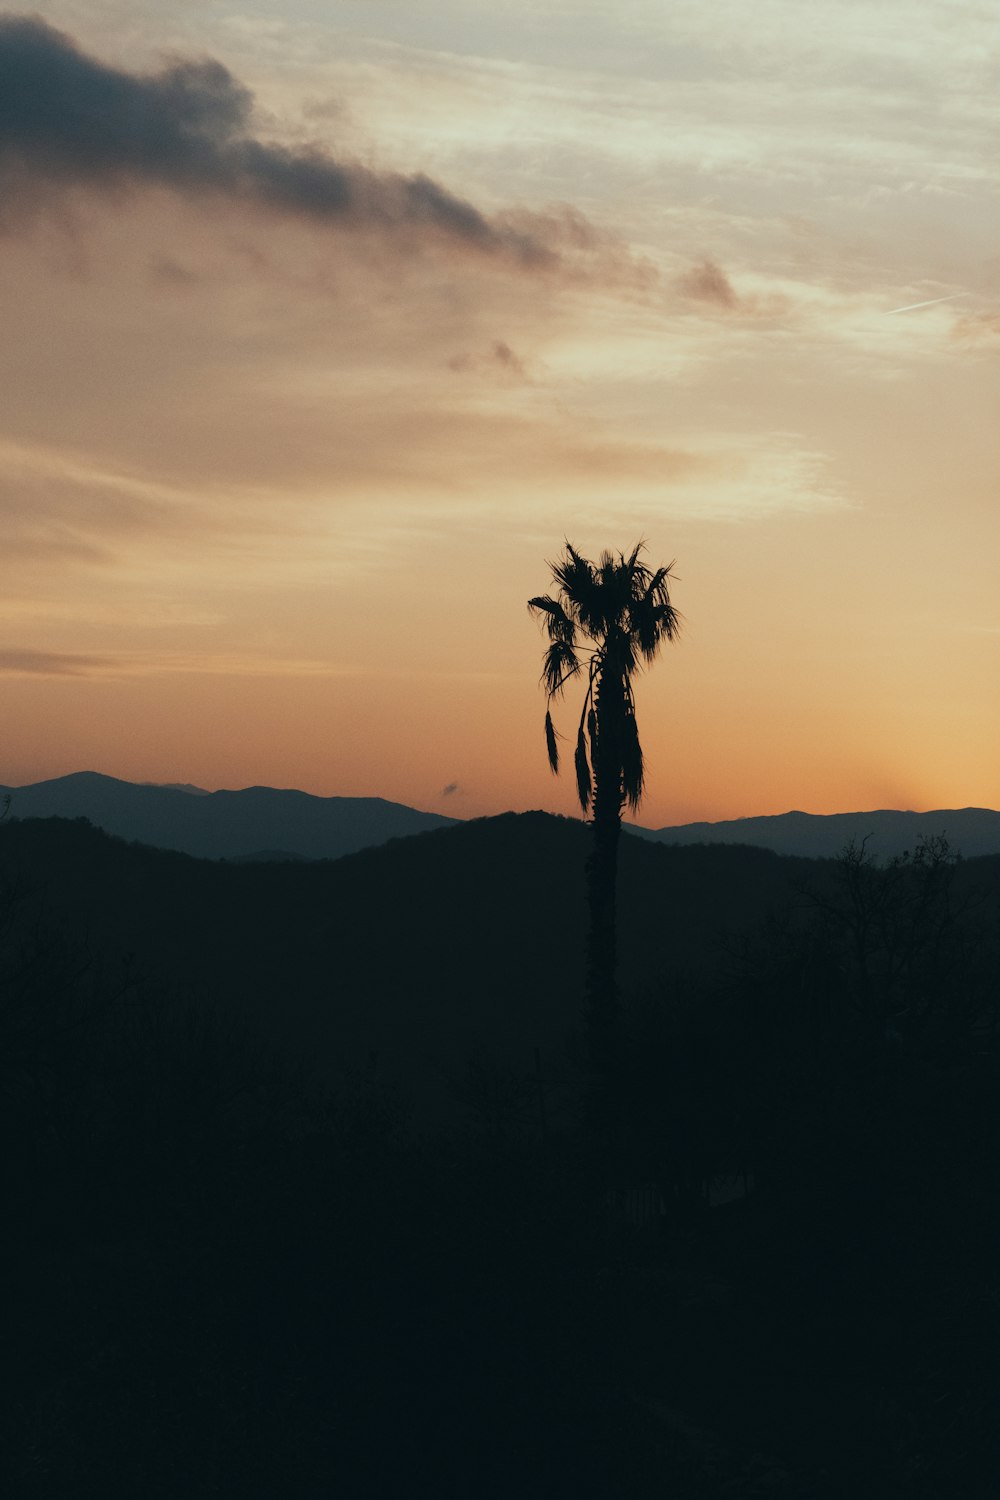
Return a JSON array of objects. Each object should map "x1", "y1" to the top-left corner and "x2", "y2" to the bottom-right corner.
[
  {"x1": 632, "y1": 805, "x2": 1000, "y2": 861},
  {"x1": 2, "y1": 771, "x2": 999, "y2": 862},
  {"x1": 0, "y1": 771, "x2": 456, "y2": 861}
]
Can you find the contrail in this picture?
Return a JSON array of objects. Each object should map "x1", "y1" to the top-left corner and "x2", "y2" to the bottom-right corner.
[{"x1": 887, "y1": 293, "x2": 965, "y2": 315}]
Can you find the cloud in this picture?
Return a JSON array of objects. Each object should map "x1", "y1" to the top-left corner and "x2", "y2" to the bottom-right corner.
[
  {"x1": 0, "y1": 16, "x2": 560, "y2": 266},
  {"x1": 447, "y1": 340, "x2": 530, "y2": 380},
  {"x1": 441, "y1": 781, "x2": 460, "y2": 797},
  {"x1": 0, "y1": 648, "x2": 113, "y2": 676},
  {"x1": 0, "y1": 644, "x2": 356, "y2": 679},
  {"x1": 150, "y1": 256, "x2": 200, "y2": 289},
  {"x1": 490, "y1": 340, "x2": 527, "y2": 376},
  {"x1": 951, "y1": 310, "x2": 1000, "y2": 344},
  {"x1": 0, "y1": 441, "x2": 186, "y2": 567},
  {"x1": 675, "y1": 257, "x2": 738, "y2": 309}
]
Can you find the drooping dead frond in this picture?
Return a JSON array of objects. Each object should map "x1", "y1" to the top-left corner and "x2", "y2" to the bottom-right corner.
[
  {"x1": 544, "y1": 710, "x2": 559, "y2": 774},
  {"x1": 621, "y1": 710, "x2": 645, "y2": 811},
  {"x1": 574, "y1": 727, "x2": 592, "y2": 813}
]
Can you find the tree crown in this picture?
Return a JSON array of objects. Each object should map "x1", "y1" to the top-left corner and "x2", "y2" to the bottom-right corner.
[{"x1": 528, "y1": 541, "x2": 680, "y2": 814}]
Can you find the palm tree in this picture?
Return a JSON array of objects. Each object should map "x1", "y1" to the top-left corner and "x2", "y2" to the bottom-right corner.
[{"x1": 528, "y1": 542, "x2": 680, "y2": 1065}]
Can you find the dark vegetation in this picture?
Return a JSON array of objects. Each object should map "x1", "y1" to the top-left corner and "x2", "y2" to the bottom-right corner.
[{"x1": 4, "y1": 812, "x2": 1000, "y2": 1496}]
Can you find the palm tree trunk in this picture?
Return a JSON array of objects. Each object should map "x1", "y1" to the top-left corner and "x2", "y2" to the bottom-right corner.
[
  {"x1": 585, "y1": 666, "x2": 624, "y2": 1071},
  {"x1": 585, "y1": 802, "x2": 619, "y2": 1066}
]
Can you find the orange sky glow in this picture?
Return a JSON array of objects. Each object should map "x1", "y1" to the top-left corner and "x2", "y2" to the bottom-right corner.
[{"x1": 1, "y1": 2, "x2": 997, "y2": 826}]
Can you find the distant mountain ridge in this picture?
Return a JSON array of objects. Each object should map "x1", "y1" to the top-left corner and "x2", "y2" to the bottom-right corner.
[
  {"x1": 631, "y1": 806, "x2": 1000, "y2": 861},
  {"x1": 4, "y1": 772, "x2": 999, "y2": 863},
  {"x1": 0, "y1": 771, "x2": 456, "y2": 861}
]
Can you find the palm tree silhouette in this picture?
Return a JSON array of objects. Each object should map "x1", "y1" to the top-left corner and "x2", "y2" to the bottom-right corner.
[{"x1": 529, "y1": 542, "x2": 680, "y2": 1065}]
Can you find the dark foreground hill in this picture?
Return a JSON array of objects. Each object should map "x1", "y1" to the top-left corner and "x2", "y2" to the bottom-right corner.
[
  {"x1": 0, "y1": 770, "x2": 456, "y2": 860},
  {"x1": 0, "y1": 809, "x2": 820, "y2": 1119},
  {"x1": 633, "y1": 805, "x2": 1000, "y2": 859},
  {"x1": 6, "y1": 811, "x2": 1000, "y2": 1495}
]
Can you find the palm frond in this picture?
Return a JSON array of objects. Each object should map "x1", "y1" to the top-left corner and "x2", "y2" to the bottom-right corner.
[
  {"x1": 574, "y1": 727, "x2": 592, "y2": 813},
  {"x1": 646, "y1": 564, "x2": 669, "y2": 599},
  {"x1": 629, "y1": 562, "x2": 681, "y2": 659},
  {"x1": 527, "y1": 594, "x2": 576, "y2": 645},
  {"x1": 597, "y1": 551, "x2": 621, "y2": 627},
  {"x1": 552, "y1": 543, "x2": 605, "y2": 634},
  {"x1": 654, "y1": 599, "x2": 682, "y2": 640},
  {"x1": 624, "y1": 543, "x2": 652, "y2": 605},
  {"x1": 544, "y1": 710, "x2": 559, "y2": 774},
  {"x1": 541, "y1": 639, "x2": 580, "y2": 698}
]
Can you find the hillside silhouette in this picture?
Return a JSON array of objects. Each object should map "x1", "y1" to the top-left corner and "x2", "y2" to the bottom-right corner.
[
  {"x1": 5, "y1": 810, "x2": 1000, "y2": 1495},
  {"x1": 0, "y1": 811, "x2": 819, "y2": 1119}
]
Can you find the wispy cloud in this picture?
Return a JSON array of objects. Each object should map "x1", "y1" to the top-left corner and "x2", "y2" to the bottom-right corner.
[
  {"x1": 951, "y1": 310, "x2": 1000, "y2": 343},
  {"x1": 448, "y1": 340, "x2": 531, "y2": 381},
  {"x1": 887, "y1": 293, "x2": 965, "y2": 315},
  {"x1": 0, "y1": 648, "x2": 113, "y2": 676},
  {"x1": 0, "y1": 645, "x2": 356, "y2": 679}
]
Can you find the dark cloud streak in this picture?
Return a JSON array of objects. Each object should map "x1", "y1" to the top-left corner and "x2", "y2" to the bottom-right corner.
[
  {"x1": 448, "y1": 340, "x2": 530, "y2": 380},
  {"x1": 675, "y1": 257, "x2": 738, "y2": 309},
  {"x1": 0, "y1": 648, "x2": 113, "y2": 676},
  {"x1": 0, "y1": 16, "x2": 553, "y2": 264}
]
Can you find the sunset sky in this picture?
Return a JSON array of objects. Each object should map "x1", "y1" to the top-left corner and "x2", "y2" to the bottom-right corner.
[{"x1": 1, "y1": 1, "x2": 997, "y2": 825}]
